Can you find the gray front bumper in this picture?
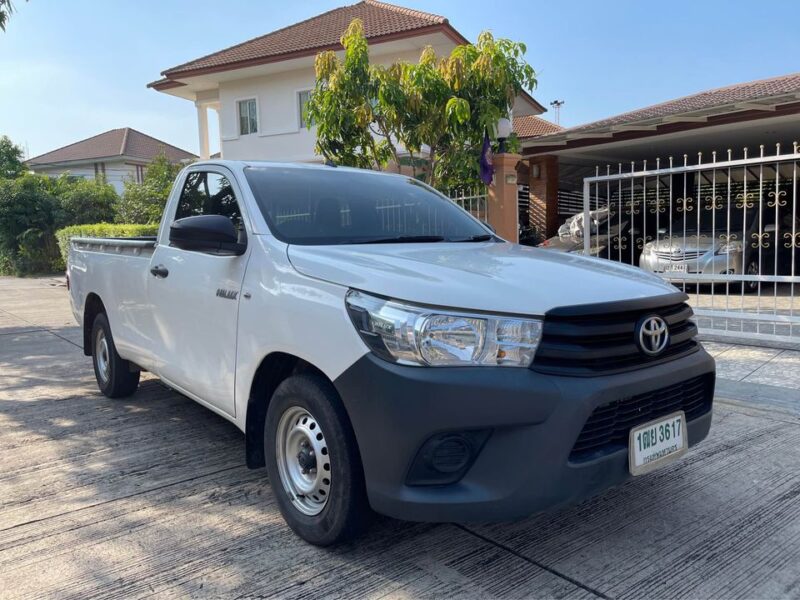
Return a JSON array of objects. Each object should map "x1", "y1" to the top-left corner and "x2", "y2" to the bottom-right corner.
[{"x1": 333, "y1": 349, "x2": 716, "y2": 523}]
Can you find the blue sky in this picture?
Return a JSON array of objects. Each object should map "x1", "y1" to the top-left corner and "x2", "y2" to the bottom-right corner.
[{"x1": 2, "y1": 0, "x2": 799, "y2": 158}]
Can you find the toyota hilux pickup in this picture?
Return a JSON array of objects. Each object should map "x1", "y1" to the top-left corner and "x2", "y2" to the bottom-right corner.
[{"x1": 67, "y1": 161, "x2": 715, "y2": 546}]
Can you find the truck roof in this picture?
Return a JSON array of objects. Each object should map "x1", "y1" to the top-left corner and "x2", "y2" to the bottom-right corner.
[{"x1": 188, "y1": 159, "x2": 406, "y2": 178}]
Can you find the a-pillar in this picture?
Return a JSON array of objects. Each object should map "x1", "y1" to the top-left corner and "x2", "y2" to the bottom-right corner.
[{"x1": 487, "y1": 152, "x2": 521, "y2": 242}]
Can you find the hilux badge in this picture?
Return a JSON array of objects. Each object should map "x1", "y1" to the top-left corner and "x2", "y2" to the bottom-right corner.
[{"x1": 216, "y1": 288, "x2": 239, "y2": 300}]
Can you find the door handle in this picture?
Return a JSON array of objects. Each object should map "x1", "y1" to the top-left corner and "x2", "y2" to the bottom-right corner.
[{"x1": 150, "y1": 265, "x2": 169, "y2": 278}]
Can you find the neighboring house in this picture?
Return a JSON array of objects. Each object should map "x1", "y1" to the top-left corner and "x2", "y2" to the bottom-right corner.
[
  {"x1": 148, "y1": 0, "x2": 547, "y2": 162},
  {"x1": 27, "y1": 128, "x2": 196, "y2": 193},
  {"x1": 517, "y1": 71, "x2": 800, "y2": 236}
]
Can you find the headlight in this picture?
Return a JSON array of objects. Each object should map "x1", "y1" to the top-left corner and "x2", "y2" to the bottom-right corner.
[
  {"x1": 716, "y1": 241, "x2": 743, "y2": 254},
  {"x1": 345, "y1": 290, "x2": 542, "y2": 367}
]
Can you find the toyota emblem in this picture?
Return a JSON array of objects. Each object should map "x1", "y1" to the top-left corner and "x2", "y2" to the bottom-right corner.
[{"x1": 636, "y1": 315, "x2": 669, "y2": 356}]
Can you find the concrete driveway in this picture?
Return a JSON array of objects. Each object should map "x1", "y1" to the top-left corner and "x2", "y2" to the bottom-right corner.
[{"x1": 1, "y1": 277, "x2": 799, "y2": 599}]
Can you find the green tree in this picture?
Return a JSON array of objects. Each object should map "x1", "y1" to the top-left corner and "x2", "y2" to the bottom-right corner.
[
  {"x1": 115, "y1": 152, "x2": 183, "y2": 224},
  {"x1": 0, "y1": 135, "x2": 25, "y2": 178},
  {"x1": 48, "y1": 174, "x2": 117, "y2": 226},
  {"x1": 0, "y1": 0, "x2": 25, "y2": 32},
  {"x1": 305, "y1": 19, "x2": 536, "y2": 189},
  {"x1": 0, "y1": 174, "x2": 59, "y2": 274}
]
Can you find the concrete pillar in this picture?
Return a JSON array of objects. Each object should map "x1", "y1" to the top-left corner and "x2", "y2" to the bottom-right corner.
[
  {"x1": 487, "y1": 152, "x2": 521, "y2": 243},
  {"x1": 528, "y1": 155, "x2": 559, "y2": 238},
  {"x1": 212, "y1": 106, "x2": 222, "y2": 158},
  {"x1": 196, "y1": 103, "x2": 210, "y2": 160}
]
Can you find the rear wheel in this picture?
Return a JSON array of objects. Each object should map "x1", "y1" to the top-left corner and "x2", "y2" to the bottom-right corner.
[
  {"x1": 91, "y1": 313, "x2": 140, "y2": 398},
  {"x1": 744, "y1": 259, "x2": 760, "y2": 294},
  {"x1": 265, "y1": 373, "x2": 370, "y2": 546}
]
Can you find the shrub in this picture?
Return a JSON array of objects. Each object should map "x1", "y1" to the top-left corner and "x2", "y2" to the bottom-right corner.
[
  {"x1": 49, "y1": 175, "x2": 117, "y2": 226},
  {"x1": 55, "y1": 223, "x2": 159, "y2": 265},
  {"x1": 116, "y1": 152, "x2": 182, "y2": 224},
  {"x1": 0, "y1": 174, "x2": 60, "y2": 275}
]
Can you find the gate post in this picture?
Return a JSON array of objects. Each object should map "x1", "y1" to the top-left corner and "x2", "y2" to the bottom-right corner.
[{"x1": 488, "y1": 152, "x2": 521, "y2": 242}]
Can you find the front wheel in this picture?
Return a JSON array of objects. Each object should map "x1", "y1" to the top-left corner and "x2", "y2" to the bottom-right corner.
[
  {"x1": 91, "y1": 313, "x2": 140, "y2": 398},
  {"x1": 265, "y1": 373, "x2": 370, "y2": 546}
]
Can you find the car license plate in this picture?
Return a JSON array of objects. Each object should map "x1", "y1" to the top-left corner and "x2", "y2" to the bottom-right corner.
[
  {"x1": 665, "y1": 263, "x2": 687, "y2": 273},
  {"x1": 629, "y1": 411, "x2": 687, "y2": 476}
]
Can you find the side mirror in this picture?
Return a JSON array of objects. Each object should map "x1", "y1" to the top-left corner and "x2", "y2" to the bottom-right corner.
[
  {"x1": 482, "y1": 220, "x2": 496, "y2": 234},
  {"x1": 169, "y1": 215, "x2": 246, "y2": 256},
  {"x1": 764, "y1": 223, "x2": 776, "y2": 234}
]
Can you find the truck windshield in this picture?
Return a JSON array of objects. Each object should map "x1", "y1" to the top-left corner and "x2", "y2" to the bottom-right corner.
[{"x1": 244, "y1": 167, "x2": 490, "y2": 245}]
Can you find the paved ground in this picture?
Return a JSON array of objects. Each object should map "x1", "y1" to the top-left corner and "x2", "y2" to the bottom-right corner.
[{"x1": 1, "y1": 277, "x2": 800, "y2": 599}]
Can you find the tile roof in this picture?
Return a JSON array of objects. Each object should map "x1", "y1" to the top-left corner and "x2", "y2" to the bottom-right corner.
[
  {"x1": 513, "y1": 115, "x2": 562, "y2": 138},
  {"x1": 541, "y1": 72, "x2": 800, "y2": 138},
  {"x1": 27, "y1": 128, "x2": 196, "y2": 166},
  {"x1": 158, "y1": 0, "x2": 457, "y2": 79}
]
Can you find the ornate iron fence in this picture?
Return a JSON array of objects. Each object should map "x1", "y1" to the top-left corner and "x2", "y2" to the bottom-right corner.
[{"x1": 582, "y1": 144, "x2": 800, "y2": 344}]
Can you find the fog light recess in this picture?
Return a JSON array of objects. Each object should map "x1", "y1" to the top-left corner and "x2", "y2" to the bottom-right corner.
[{"x1": 405, "y1": 429, "x2": 491, "y2": 486}]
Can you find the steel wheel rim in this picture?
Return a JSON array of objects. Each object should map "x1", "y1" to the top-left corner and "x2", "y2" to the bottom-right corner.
[
  {"x1": 96, "y1": 329, "x2": 110, "y2": 384},
  {"x1": 275, "y1": 406, "x2": 331, "y2": 516}
]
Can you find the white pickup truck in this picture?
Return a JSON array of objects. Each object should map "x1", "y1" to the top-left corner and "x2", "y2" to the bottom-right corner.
[{"x1": 68, "y1": 161, "x2": 715, "y2": 545}]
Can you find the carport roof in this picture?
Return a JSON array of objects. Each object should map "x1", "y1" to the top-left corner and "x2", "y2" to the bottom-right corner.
[{"x1": 525, "y1": 72, "x2": 800, "y2": 152}]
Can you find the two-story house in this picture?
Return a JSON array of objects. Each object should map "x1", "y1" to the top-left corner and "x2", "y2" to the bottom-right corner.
[{"x1": 148, "y1": 0, "x2": 548, "y2": 162}]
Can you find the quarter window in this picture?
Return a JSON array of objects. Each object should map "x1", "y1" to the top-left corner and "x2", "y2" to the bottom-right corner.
[{"x1": 238, "y1": 99, "x2": 258, "y2": 135}]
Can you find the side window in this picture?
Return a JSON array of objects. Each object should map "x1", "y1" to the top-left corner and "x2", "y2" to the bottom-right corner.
[{"x1": 175, "y1": 172, "x2": 244, "y2": 236}]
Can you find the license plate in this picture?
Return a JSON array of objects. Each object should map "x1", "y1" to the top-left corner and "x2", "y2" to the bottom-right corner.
[
  {"x1": 665, "y1": 263, "x2": 687, "y2": 273},
  {"x1": 629, "y1": 411, "x2": 687, "y2": 476}
]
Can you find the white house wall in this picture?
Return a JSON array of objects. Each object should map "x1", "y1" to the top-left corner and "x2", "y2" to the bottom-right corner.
[
  {"x1": 218, "y1": 47, "x2": 449, "y2": 162},
  {"x1": 33, "y1": 160, "x2": 139, "y2": 194}
]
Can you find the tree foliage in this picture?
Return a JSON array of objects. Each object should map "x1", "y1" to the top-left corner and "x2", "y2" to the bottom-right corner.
[
  {"x1": 0, "y1": 135, "x2": 25, "y2": 178},
  {"x1": 305, "y1": 19, "x2": 536, "y2": 189},
  {"x1": 0, "y1": 0, "x2": 25, "y2": 32},
  {"x1": 115, "y1": 152, "x2": 182, "y2": 224}
]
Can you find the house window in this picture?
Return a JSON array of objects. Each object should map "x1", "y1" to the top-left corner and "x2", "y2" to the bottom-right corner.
[
  {"x1": 238, "y1": 98, "x2": 258, "y2": 135},
  {"x1": 298, "y1": 90, "x2": 314, "y2": 129},
  {"x1": 93, "y1": 162, "x2": 106, "y2": 181},
  {"x1": 135, "y1": 164, "x2": 145, "y2": 183}
]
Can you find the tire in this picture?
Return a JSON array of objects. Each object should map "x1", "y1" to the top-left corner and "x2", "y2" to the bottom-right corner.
[
  {"x1": 91, "y1": 312, "x2": 140, "y2": 398},
  {"x1": 265, "y1": 373, "x2": 371, "y2": 546},
  {"x1": 744, "y1": 259, "x2": 760, "y2": 294}
]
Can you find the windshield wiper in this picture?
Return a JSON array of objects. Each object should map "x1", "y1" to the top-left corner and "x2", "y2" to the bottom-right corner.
[
  {"x1": 449, "y1": 233, "x2": 494, "y2": 242},
  {"x1": 348, "y1": 235, "x2": 445, "y2": 244}
]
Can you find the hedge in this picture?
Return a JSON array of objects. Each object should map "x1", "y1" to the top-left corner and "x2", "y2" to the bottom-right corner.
[{"x1": 56, "y1": 223, "x2": 159, "y2": 264}]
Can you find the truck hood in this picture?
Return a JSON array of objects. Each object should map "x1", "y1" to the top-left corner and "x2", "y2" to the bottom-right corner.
[{"x1": 287, "y1": 242, "x2": 678, "y2": 315}]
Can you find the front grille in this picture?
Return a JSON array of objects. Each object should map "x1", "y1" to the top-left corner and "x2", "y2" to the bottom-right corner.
[
  {"x1": 570, "y1": 374, "x2": 714, "y2": 461},
  {"x1": 654, "y1": 250, "x2": 706, "y2": 261},
  {"x1": 532, "y1": 295, "x2": 698, "y2": 376}
]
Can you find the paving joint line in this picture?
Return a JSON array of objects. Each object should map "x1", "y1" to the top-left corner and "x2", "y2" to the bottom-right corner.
[
  {"x1": 452, "y1": 523, "x2": 612, "y2": 600},
  {"x1": 0, "y1": 306, "x2": 81, "y2": 350},
  {"x1": 0, "y1": 464, "x2": 245, "y2": 535}
]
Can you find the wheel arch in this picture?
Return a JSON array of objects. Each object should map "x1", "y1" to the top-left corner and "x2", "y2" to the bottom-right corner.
[
  {"x1": 245, "y1": 352, "x2": 341, "y2": 469},
  {"x1": 82, "y1": 293, "x2": 106, "y2": 356}
]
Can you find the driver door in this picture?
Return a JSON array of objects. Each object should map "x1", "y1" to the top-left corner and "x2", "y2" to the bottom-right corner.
[{"x1": 148, "y1": 167, "x2": 250, "y2": 418}]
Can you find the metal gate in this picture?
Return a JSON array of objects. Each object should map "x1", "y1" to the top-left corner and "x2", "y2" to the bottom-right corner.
[
  {"x1": 449, "y1": 187, "x2": 487, "y2": 221},
  {"x1": 582, "y1": 144, "x2": 800, "y2": 344}
]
